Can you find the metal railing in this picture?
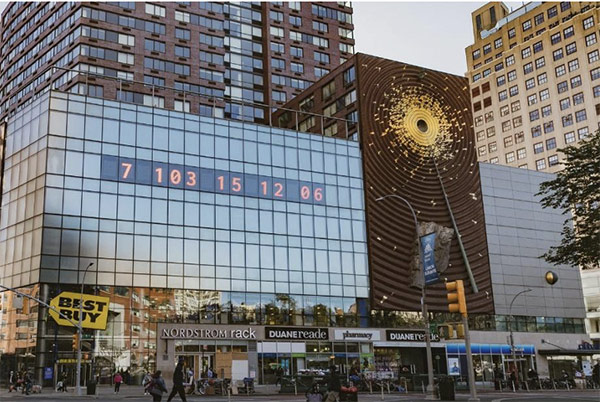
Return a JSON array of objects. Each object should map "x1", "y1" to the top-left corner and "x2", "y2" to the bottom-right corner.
[{"x1": 4, "y1": 64, "x2": 357, "y2": 141}]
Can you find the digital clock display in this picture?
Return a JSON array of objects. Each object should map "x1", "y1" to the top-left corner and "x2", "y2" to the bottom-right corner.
[{"x1": 100, "y1": 155, "x2": 326, "y2": 204}]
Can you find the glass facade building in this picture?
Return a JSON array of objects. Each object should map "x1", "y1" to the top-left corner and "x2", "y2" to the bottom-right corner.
[{"x1": 0, "y1": 90, "x2": 369, "y2": 385}]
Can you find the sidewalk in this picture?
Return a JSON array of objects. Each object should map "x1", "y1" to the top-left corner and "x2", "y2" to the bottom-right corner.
[{"x1": 0, "y1": 383, "x2": 280, "y2": 399}]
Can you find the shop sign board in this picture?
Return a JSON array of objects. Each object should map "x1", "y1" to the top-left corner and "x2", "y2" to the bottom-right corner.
[
  {"x1": 386, "y1": 329, "x2": 440, "y2": 342},
  {"x1": 334, "y1": 329, "x2": 381, "y2": 341},
  {"x1": 48, "y1": 291, "x2": 110, "y2": 330},
  {"x1": 265, "y1": 326, "x2": 328, "y2": 340},
  {"x1": 161, "y1": 327, "x2": 256, "y2": 340}
]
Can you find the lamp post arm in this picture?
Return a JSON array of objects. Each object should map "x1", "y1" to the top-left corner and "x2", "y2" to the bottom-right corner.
[
  {"x1": 375, "y1": 194, "x2": 418, "y2": 232},
  {"x1": 0, "y1": 284, "x2": 82, "y2": 330}
]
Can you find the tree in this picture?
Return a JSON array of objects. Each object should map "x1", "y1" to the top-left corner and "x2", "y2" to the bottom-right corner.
[{"x1": 537, "y1": 128, "x2": 600, "y2": 269}]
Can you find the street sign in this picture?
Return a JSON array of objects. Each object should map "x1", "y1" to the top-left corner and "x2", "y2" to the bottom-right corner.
[{"x1": 48, "y1": 291, "x2": 110, "y2": 330}]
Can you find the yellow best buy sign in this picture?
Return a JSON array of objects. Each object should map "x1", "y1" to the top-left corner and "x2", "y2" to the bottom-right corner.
[{"x1": 49, "y1": 292, "x2": 110, "y2": 330}]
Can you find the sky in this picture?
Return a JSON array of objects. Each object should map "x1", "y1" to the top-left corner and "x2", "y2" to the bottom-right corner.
[{"x1": 353, "y1": 1, "x2": 486, "y2": 76}]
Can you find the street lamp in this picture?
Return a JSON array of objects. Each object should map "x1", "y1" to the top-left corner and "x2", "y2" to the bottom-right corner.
[
  {"x1": 375, "y1": 194, "x2": 435, "y2": 399},
  {"x1": 508, "y1": 288, "x2": 532, "y2": 392},
  {"x1": 76, "y1": 262, "x2": 94, "y2": 396}
]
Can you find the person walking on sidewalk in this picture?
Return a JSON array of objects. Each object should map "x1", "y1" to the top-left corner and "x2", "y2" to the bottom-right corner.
[
  {"x1": 166, "y1": 357, "x2": 188, "y2": 402},
  {"x1": 325, "y1": 365, "x2": 341, "y2": 402},
  {"x1": 114, "y1": 371, "x2": 123, "y2": 394},
  {"x1": 146, "y1": 371, "x2": 168, "y2": 402}
]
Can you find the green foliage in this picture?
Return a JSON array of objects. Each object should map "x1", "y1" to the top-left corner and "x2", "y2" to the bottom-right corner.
[{"x1": 537, "y1": 128, "x2": 600, "y2": 269}]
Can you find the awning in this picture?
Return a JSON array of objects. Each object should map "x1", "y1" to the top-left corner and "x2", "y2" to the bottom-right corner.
[{"x1": 538, "y1": 349, "x2": 600, "y2": 356}]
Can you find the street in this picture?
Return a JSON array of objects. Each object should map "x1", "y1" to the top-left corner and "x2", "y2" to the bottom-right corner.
[{"x1": 0, "y1": 388, "x2": 598, "y2": 402}]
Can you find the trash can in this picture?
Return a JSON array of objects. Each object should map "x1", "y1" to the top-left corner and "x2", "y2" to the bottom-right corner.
[
  {"x1": 86, "y1": 381, "x2": 96, "y2": 395},
  {"x1": 438, "y1": 377, "x2": 455, "y2": 401}
]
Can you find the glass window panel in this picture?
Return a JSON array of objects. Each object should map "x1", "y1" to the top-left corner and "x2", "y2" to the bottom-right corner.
[
  {"x1": 152, "y1": 236, "x2": 167, "y2": 261},
  {"x1": 45, "y1": 188, "x2": 64, "y2": 214},
  {"x1": 98, "y1": 232, "x2": 116, "y2": 258},
  {"x1": 231, "y1": 243, "x2": 245, "y2": 266},
  {"x1": 103, "y1": 119, "x2": 119, "y2": 143},
  {"x1": 80, "y1": 231, "x2": 98, "y2": 257},
  {"x1": 116, "y1": 234, "x2": 134, "y2": 259},
  {"x1": 200, "y1": 240, "x2": 215, "y2": 265},
  {"x1": 152, "y1": 199, "x2": 168, "y2": 223},
  {"x1": 99, "y1": 193, "x2": 117, "y2": 219},
  {"x1": 65, "y1": 151, "x2": 84, "y2": 176},
  {"x1": 134, "y1": 235, "x2": 151, "y2": 260},
  {"x1": 168, "y1": 238, "x2": 184, "y2": 262},
  {"x1": 63, "y1": 190, "x2": 82, "y2": 216},
  {"x1": 118, "y1": 195, "x2": 134, "y2": 220},
  {"x1": 247, "y1": 244, "x2": 260, "y2": 267},
  {"x1": 118, "y1": 121, "x2": 135, "y2": 146},
  {"x1": 216, "y1": 242, "x2": 230, "y2": 265},
  {"x1": 66, "y1": 113, "x2": 84, "y2": 138},
  {"x1": 201, "y1": 204, "x2": 215, "y2": 227},
  {"x1": 135, "y1": 197, "x2": 151, "y2": 221}
]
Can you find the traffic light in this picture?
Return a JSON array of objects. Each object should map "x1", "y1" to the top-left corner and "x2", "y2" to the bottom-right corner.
[
  {"x1": 446, "y1": 280, "x2": 467, "y2": 316},
  {"x1": 437, "y1": 324, "x2": 454, "y2": 339},
  {"x1": 72, "y1": 333, "x2": 79, "y2": 350}
]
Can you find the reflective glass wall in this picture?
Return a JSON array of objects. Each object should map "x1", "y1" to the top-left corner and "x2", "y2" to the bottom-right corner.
[{"x1": 1, "y1": 91, "x2": 368, "y2": 297}]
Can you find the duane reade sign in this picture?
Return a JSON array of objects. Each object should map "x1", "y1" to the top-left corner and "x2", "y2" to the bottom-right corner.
[
  {"x1": 265, "y1": 327, "x2": 328, "y2": 340},
  {"x1": 386, "y1": 330, "x2": 440, "y2": 342},
  {"x1": 161, "y1": 327, "x2": 257, "y2": 340}
]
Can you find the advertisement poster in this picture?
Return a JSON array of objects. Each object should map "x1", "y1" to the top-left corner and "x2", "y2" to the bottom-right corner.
[
  {"x1": 448, "y1": 358, "x2": 461, "y2": 376},
  {"x1": 420, "y1": 233, "x2": 439, "y2": 285}
]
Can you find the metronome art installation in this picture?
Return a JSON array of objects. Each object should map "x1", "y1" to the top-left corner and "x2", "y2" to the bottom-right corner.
[{"x1": 355, "y1": 54, "x2": 494, "y2": 313}]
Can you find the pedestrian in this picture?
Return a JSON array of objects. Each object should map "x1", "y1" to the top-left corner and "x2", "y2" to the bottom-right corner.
[
  {"x1": 23, "y1": 372, "x2": 32, "y2": 395},
  {"x1": 325, "y1": 365, "x2": 340, "y2": 402},
  {"x1": 8, "y1": 371, "x2": 15, "y2": 392},
  {"x1": 593, "y1": 361, "x2": 600, "y2": 388},
  {"x1": 306, "y1": 383, "x2": 323, "y2": 402},
  {"x1": 275, "y1": 365, "x2": 284, "y2": 386},
  {"x1": 146, "y1": 371, "x2": 168, "y2": 402},
  {"x1": 114, "y1": 371, "x2": 123, "y2": 394},
  {"x1": 143, "y1": 371, "x2": 153, "y2": 396},
  {"x1": 60, "y1": 371, "x2": 68, "y2": 392},
  {"x1": 166, "y1": 357, "x2": 188, "y2": 402}
]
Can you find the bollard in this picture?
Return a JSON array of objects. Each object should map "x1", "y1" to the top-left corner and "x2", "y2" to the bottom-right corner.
[
  {"x1": 525, "y1": 380, "x2": 530, "y2": 392},
  {"x1": 227, "y1": 386, "x2": 231, "y2": 402},
  {"x1": 380, "y1": 382, "x2": 384, "y2": 400},
  {"x1": 512, "y1": 380, "x2": 516, "y2": 393},
  {"x1": 294, "y1": 380, "x2": 297, "y2": 396},
  {"x1": 369, "y1": 380, "x2": 373, "y2": 394},
  {"x1": 422, "y1": 381, "x2": 426, "y2": 394}
]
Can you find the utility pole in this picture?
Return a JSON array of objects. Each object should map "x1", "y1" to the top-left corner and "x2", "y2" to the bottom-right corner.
[
  {"x1": 508, "y1": 288, "x2": 532, "y2": 392},
  {"x1": 76, "y1": 262, "x2": 95, "y2": 396},
  {"x1": 447, "y1": 280, "x2": 479, "y2": 401},
  {"x1": 376, "y1": 195, "x2": 435, "y2": 399}
]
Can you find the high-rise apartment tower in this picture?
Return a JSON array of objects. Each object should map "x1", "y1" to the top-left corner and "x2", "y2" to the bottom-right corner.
[
  {"x1": 466, "y1": 2, "x2": 600, "y2": 172},
  {"x1": 0, "y1": 2, "x2": 355, "y2": 123}
]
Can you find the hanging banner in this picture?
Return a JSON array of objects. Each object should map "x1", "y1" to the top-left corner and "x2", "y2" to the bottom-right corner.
[
  {"x1": 421, "y1": 233, "x2": 439, "y2": 285},
  {"x1": 48, "y1": 292, "x2": 110, "y2": 330}
]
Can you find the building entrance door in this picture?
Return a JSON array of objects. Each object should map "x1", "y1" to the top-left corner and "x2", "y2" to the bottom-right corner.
[{"x1": 199, "y1": 354, "x2": 214, "y2": 377}]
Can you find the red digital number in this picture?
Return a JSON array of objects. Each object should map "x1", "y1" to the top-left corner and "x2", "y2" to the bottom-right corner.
[
  {"x1": 260, "y1": 181, "x2": 268, "y2": 196},
  {"x1": 274, "y1": 182, "x2": 284, "y2": 197},
  {"x1": 155, "y1": 167, "x2": 163, "y2": 183},
  {"x1": 232, "y1": 177, "x2": 242, "y2": 192},
  {"x1": 314, "y1": 187, "x2": 323, "y2": 201},
  {"x1": 217, "y1": 176, "x2": 225, "y2": 191},
  {"x1": 121, "y1": 162, "x2": 132, "y2": 179},
  {"x1": 300, "y1": 185, "x2": 311, "y2": 200},
  {"x1": 170, "y1": 169, "x2": 182, "y2": 185},
  {"x1": 186, "y1": 171, "x2": 196, "y2": 186}
]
